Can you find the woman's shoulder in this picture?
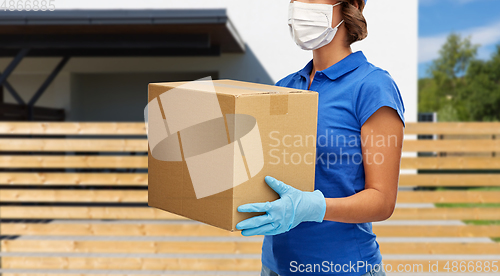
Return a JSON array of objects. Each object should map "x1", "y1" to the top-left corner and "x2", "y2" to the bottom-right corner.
[
  {"x1": 357, "y1": 62, "x2": 397, "y2": 88},
  {"x1": 274, "y1": 72, "x2": 299, "y2": 87},
  {"x1": 354, "y1": 62, "x2": 402, "y2": 101}
]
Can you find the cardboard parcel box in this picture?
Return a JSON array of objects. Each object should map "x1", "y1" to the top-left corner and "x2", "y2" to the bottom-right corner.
[{"x1": 147, "y1": 79, "x2": 318, "y2": 231}]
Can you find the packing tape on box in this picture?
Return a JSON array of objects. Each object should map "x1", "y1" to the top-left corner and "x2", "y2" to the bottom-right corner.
[
  {"x1": 145, "y1": 79, "x2": 265, "y2": 199},
  {"x1": 178, "y1": 80, "x2": 290, "y2": 116},
  {"x1": 210, "y1": 82, "x2": 289, "y2": 115},
  {"x1": 270, "y1": 93, "x2": 289, "y2": 115}
]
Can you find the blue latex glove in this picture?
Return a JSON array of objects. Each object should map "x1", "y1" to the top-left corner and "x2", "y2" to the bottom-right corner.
[{"x1": 236, "y1": 176, "x2": 326, "y2": 236}]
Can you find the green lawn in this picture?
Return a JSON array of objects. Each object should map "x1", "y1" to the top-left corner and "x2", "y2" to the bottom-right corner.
[
  {"x1": 463, "y1": 220, "x2": 500, "y2": 225},
  {"x1": 463, "y1": 220, "x2": 500, "y2": 242},
  {"x1": 405, "y1": 180, "x2": 500, "y2": 243},
  {"x1": 432, "y1": 205, "x2": 500, "y2": 242}
]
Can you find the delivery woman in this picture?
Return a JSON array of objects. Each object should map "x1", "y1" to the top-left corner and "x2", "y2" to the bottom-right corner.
[{"x1": 236, "y1": 0, "x2": 406, "y2": 275}]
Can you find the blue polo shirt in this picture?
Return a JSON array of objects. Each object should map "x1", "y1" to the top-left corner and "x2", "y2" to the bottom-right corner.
[{"x1": 261, "y1": 51, "x2": 405, "y2": 275}]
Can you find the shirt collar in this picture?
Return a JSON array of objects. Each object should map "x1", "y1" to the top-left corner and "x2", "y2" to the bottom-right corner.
[
  {"x1": 297, "y1": 59, "x2": 314, "y2": 80},
  {"x1": 297, "y1": 51, "x2": 367, "y2": 81}
]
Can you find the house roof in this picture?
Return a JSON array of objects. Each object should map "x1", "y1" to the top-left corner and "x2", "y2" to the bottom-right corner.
[{"x1": 0, "y1": 9, "x2": 245, "y2": 57}]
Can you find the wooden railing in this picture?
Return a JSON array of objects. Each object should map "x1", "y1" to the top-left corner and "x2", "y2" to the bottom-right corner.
[{"x1": 0, "y1": 122, "x2": 499, "y2": 274}]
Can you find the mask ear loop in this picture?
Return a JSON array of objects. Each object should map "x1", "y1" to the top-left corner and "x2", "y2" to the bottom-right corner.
[
  {"x1": 332, "y1": 1, "x2": 343, "y2": 8},
  {"x1": 330, "y1": 2, "x2": 344, "y2": 29},
  {"x1": 334, "y1": 19, "x2": 345, "y2": 29}
]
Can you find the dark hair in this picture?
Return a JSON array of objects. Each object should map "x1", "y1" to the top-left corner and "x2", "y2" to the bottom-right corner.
[{"x1": 340, "y1": 0, "x2": 368, "y2": 45}]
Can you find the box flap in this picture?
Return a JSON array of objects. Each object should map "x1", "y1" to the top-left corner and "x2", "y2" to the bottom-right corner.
[{"x1": 150, "y1": 79, "x2": 314, "y2": 96}]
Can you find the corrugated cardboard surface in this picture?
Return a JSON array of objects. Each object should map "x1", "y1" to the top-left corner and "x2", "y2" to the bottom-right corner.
[
  {"x1": 148, "y1": 80, "x2": 318, "y2": 231},
  {"x1": 231, "y1": 92, "x2": 318, "y2": 229}
]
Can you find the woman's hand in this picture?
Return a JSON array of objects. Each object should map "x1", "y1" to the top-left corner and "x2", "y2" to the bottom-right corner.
[{"x1": 236, "y1": 176, "x2": 326, "y2": 236}]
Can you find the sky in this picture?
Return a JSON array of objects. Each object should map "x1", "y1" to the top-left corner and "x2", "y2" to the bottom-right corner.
[{"x1": 419, "y1": 0, "x2": 500, "y2": 78}]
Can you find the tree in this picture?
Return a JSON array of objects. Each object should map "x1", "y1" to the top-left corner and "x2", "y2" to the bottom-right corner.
[
  {"x1": 418, "y1": 78, "x2": 440, "y2": 113},
  {"x1": 419, "y1": 33, "x2": 500, "y2": 122},
  {"x1": 430, "y1": 34, "x2": 478, "y2": 82},
  {"x1": 461, "y1": 45, "x2": 500, "y2": 121}
]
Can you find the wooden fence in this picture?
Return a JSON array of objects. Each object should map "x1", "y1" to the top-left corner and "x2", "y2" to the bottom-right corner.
[{"x1": 0, "y1": 122, "x2": 499, "y2": 274}]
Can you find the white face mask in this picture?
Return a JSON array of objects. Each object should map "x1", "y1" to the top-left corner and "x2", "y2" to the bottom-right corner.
[{"x1": 288, "y1": 1, "x2": 344, "y2": 51}]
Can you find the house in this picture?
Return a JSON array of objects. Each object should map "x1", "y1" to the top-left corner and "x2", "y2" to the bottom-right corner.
[{"x1": 0, "y1": 0, "x2": 417, "y2": 123}]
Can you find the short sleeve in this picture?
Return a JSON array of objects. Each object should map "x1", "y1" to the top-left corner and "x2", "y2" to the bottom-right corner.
[{"x1": 354, "y1": 69, "x2": 406, "y2": 128}]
